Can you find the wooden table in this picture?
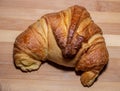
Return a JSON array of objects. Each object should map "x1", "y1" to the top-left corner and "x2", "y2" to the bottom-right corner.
[{"x1": 0, "y1": 0, "x2": 120, "y2": 91}]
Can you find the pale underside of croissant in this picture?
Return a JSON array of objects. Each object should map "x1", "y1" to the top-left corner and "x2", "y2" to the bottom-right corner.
[{"x1": 13, "y1": 5, "x2": 109, "y2": 87}]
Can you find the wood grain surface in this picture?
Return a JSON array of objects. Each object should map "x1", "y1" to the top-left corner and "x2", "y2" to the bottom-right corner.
[{"x1": 0, "y1": 0, "x2": 120, "y2": 91}]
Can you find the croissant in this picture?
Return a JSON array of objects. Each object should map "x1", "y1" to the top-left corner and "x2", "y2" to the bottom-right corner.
[{"x1": 13, "y1": 5, "x2": 109, "y2": 87}]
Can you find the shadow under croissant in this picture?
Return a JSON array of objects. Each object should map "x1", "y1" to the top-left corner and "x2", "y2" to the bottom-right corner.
[
  {"x1": 13, "y1": 58, "x2": 109, "y2": 87},
  {"x1": 47, "y1": 60, "x2": 109, "y2": 87},
  {"x1": 47, "y1": 60, "x2": 75, "y2": 71}
]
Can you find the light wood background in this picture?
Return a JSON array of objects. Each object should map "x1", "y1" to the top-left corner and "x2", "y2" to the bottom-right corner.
[{"x1": 0, "y1": 0, "x2": 120, "y2": 91}]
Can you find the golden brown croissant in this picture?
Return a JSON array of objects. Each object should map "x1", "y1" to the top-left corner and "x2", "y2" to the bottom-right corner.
[{"x1": 13, "y1": 5, "x2": 109, "y2": 87}]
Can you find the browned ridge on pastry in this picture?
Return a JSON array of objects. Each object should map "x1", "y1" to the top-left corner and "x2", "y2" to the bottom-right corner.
[
  {"x1": 44, "y1": 5, "x2": 101, "y2": 58},
  {"x1": 13, "y1": 5, "x2": 109, "y2": 87}
]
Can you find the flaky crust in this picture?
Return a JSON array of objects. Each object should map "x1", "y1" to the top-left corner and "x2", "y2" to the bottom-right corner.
[{"x1": 13, "y1": 5, "x2": 109, "y2": 86}]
